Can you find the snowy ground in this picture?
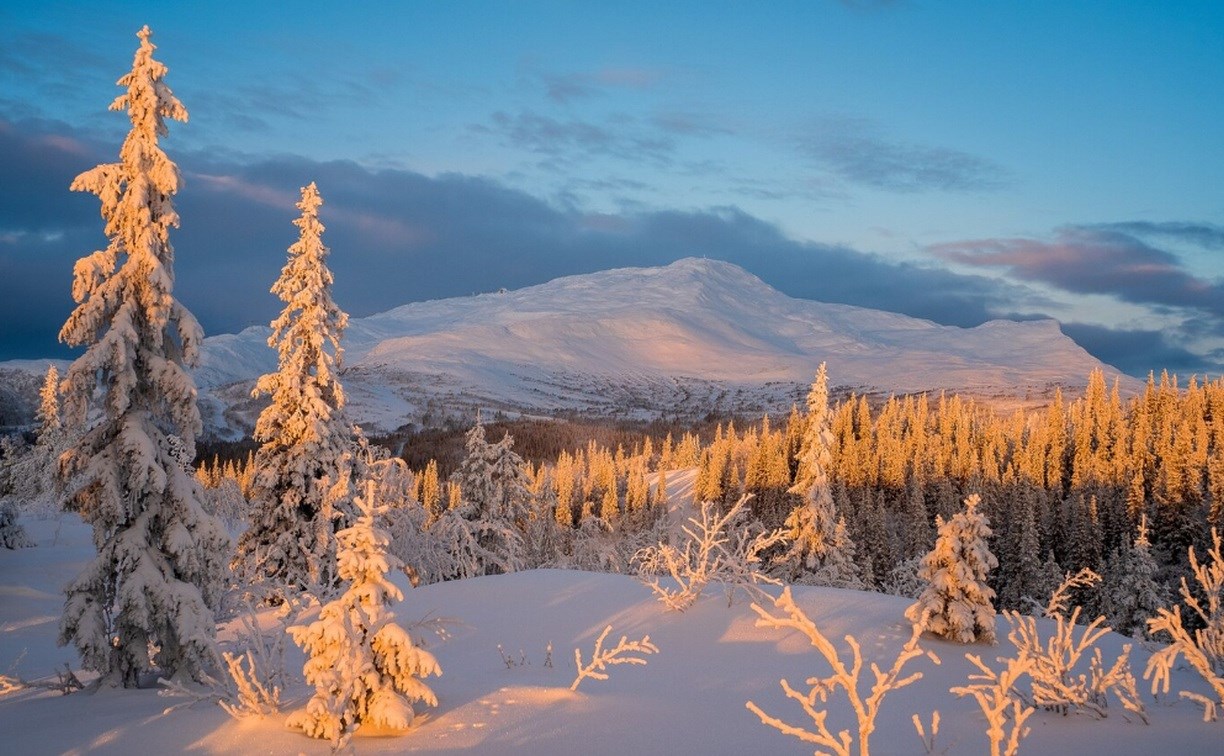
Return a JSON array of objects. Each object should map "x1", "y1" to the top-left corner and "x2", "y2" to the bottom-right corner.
[{"x1": 1, "y1": 515, "x2": 1219, "y2": 755}]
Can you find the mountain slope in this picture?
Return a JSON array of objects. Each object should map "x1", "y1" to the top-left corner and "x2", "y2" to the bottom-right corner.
[
  {"x1": 5, "y1": 259, "x2": 1129, "y2": 436},
  {"x1": 253, "y1": 258, "x2": 1124, "y2": 433}
]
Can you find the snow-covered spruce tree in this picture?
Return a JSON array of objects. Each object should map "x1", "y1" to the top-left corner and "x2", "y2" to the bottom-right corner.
[
  {"x1": 905, "y1": 494, "x2": 998, "y2": 643},
  {"x1": 447, "y1": 422, "x2": 530, "y2": 575},
  {"x1": 0, "y1": 501, "x2": 34, "y2": 549},
  {"x1": 56, "y1": 26, "x2": 228, "y2": 687},
  {"x1": 1102, "y1": 515, "x2": 1167, "y2": 639},
  {"x1": 774, "y1": 363, "x2": 862, "y2": 588},
  {"x1": 0, "y1": 366, "x2": 70, "y2": 518},
  {"x1": 33, "y1": 365, "x2": 68, "y2": 507},
  {"x1": 287, "y1": 476, "x2": 441, "y2": 747},
  {"x1": 236, "y1": 182, "x2": 353, "y2": 598}
]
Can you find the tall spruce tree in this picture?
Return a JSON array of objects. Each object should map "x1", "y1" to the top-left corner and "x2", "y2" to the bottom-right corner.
[
  {"x1": 57, "y1": 26, "x2": 228, "y2": 686},
  {"x1": 237, "y1": 182, "x2": 352, "y2": 597},
  {"x1": 774, "y1": 363, "x2": 861, "y2": 588}
]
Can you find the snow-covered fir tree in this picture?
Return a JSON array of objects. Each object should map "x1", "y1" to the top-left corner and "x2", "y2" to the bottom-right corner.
[
  {"x1": 448, "y1": 421, "x2": 530, "y2": 575},
  {"x1": 0, "y1": 366, "x2": 71, "y2": 518},
  {"x1": 237, "y1": 182, "x2": 353, "y2": 598},
  {"x1": 34, "y1": 365, "x2": 67, "y2": 488},
  {"x1": 1102, "y1": 515, "x2": 1168, "y2": 639},
  {"x1": 0, "y1": 501, "x2": 34, "y2": 549},
  {"x1": 773, "y1": 363, "x2": 861, "y2": 588},
  {"x1": 56, "y1": 26, "x2": 228, "y2": 686},
  {"x1": 906, "y1": 493, "x2": 999, "y2": 643},
  {"x1": 288, "y1": 474, "x2": 441, "y2": 747}
]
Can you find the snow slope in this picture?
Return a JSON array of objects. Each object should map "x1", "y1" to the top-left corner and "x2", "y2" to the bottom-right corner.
[
  {"x1": 2, "y1": 259, "x2": 1128, "y2": 436},
  {"x1": 1, "y1": 515, "x2": 1216, "y2": 755}
]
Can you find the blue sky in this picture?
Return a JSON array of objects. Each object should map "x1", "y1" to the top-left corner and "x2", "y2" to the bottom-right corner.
[{"x1": 2, "y1": 1, "x2": 1223, "y2": 377}]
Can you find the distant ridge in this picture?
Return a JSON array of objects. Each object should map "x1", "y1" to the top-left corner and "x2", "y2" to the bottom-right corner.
[{"x1": 2, "y1": 258, "x2": 1130, "y2": 437}]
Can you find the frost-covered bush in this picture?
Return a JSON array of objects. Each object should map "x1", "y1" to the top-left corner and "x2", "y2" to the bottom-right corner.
[
  {"x1": 201, "y1": 477, "x2": 248, "y2": 533},
  {"x1": 906, "y1": 493, "x2": 998, "y2": 644},
  {"x1": 746, "y1": 587, "x2": 940, "y2": 756},
  {"x1": 880, "y1": 555, "x2": 925, "y2": 599},
  {"x1": 634, "y1": 495, "x2": 783, "y2": 611},
  {"x1": 287, "y1": 479, "x2": 441, "y2": 747},
  {"x1": 1004, "y1": 569, "x2": 1146, "y2": 722},
  {"x1": 218, "y1": 603, "x2": 289, "y2": 719},
  {"x1": 1146, "y1": 529, "x2": 1224, "y2": 721}
]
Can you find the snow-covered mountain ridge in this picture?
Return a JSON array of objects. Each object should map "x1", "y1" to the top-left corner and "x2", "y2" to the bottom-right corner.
[
  {"x1": 3, "y1": 258, "x2": 1129, "y2": 437},
  {"x1": 192, "y1": 257, "x2": 1126, "y2": 436}
]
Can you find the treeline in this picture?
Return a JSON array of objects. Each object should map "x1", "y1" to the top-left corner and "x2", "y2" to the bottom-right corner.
[{"x1": 196, "y1": 367, "x2": 1223, "y2": 619}]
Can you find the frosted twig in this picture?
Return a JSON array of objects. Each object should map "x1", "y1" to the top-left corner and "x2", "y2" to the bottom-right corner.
[
  {"x1": 1042, "y1": 568, "x2": 1101, "y2": 619},
  {"x1": 952, "y1": 653, "x2": 1034, "y2": 756},
  {"x1": 911, "y1": 710, "x2": 940, "y2": 754},
  {"x1": 746, "y1": 587, "x2": 940, "y2": 756},
  {"x1": 570, "y1": 625, "x2": 659, "y2": 691}
]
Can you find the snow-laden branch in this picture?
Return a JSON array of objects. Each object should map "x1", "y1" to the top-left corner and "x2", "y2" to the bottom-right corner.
[
  {"x1": 570, "y1": 625, "x2": 659, "y2": 692},
  {"x1": 951, "y1": 653, "x2": 1034, "y2": 756},
  {"x1": 746, "y1": 586, "x2": 940, "y2": 756}
]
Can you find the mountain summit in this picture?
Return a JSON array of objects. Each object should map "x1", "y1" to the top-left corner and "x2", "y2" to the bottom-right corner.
[{"x1": 192, "y1": 257, "x2": 1123, "y2": 435}]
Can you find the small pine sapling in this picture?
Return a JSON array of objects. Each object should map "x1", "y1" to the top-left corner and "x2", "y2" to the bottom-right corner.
[
  {"x1": 1145, "y1": 529, "x2": 1224, "y2": 721},
  {"x1": 746, "y1": 587, "x2": 940, "y2": 756},
  {"x1": 570, "y1": 625, "x2": 658, "y2": 692},
  {"x1": 287, "y1": 478, "x2": 441, "y2": 747},
  {"x1": 633, "y1": 494, "x2": 784, "y2": 611},
  {"x1": 906, "y1": 494, "x2": 998, "y2": 644}
]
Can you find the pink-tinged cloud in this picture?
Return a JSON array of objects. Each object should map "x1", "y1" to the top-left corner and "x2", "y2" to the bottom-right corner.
[
  {"x1": 189, "y1": 173, "x2": 299, "y2": 210},
  {"x1": 930, "y1": 227, "x2": 1224, "y2": 315},
  {"x1": 337, "y1": 209, "x2": 432, "y2": 248}
]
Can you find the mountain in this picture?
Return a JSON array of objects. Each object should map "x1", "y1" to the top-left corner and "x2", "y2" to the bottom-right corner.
[
  {"x1": 187, "y1": 257, "x2": 1126, "y2": 437},
  {"x1": 0, "y1": 258, "x2": 1128, "y2": 437}
]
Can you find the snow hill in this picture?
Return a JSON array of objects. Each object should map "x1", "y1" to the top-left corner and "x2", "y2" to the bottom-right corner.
[
  {"x1": 0, "y1": 515, "x2": 1215, "y2": 755},
  {"x1": 2, "y1": 258, "x2": 1128, "y2": 436}
]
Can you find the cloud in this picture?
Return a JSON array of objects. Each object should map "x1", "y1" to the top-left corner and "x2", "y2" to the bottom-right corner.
[
  {"x1": 1058, "y1": 322, "x2": 1223, "y2": 378},
  {"x1": 1088, "y1": 221, "x2": 1224, "y2": 251},
  {"x1": 0, "y1": 116, "x2": 1025, "y2": 364},
  {"x1": 802, "y1": 117, "x2": 1009, "y2": 193},
  {"x1": 930, "y1": 227, "x2": 1224, "y2": 317},
  {"x1": 536, "y1": 67, "x2": 664, "y2": 104},
  {"x1": 481, "y1": 110, "x2": 676, "y2": 165}
]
